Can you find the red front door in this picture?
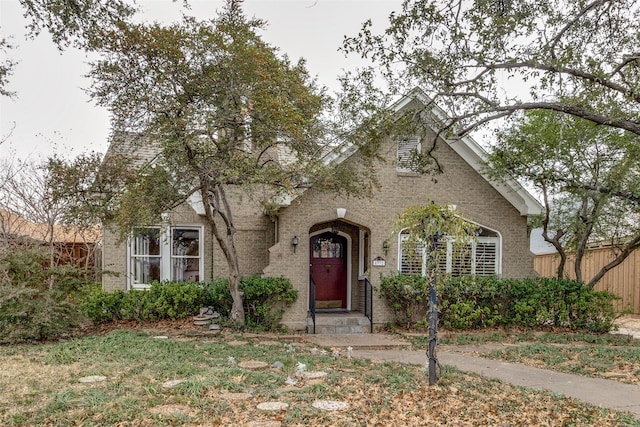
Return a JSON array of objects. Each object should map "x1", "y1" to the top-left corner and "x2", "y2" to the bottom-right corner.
[{"x1": 310, "y1": 233, "x2": 347, "y2": 309}]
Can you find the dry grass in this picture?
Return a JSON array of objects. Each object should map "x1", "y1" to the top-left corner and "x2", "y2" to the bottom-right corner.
[{"x1": 0, "y1": 326, "x2": 638, "y2": 426}]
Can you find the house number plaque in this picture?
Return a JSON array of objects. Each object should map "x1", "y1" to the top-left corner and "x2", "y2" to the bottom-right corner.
[{"x1": 372, "y1": 257, "x2": 386, "y2": 267}]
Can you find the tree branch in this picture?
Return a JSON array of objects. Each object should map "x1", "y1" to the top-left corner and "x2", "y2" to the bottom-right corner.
[{"x1": 452, "y1": 101, "x2": 640, "y2": 137}]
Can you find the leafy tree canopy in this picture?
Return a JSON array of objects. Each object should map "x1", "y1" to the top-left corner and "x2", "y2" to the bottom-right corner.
[
  {"x1": 18, "y1": 0, "x2": 136, "y2": 48},
  {"x1": 52, "y1": 0, "x2": 380, "y2": 324},
  {"x1": 343, "y1": 0, "x2": 640, "y2": 138},
  {"x1": 490, "y1": 109, "x2": 640, "y2": 287}
]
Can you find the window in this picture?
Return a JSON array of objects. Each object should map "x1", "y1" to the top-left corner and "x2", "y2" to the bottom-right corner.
[
  {"x1": 130, "y1": 227, "x2": 161, "y2": 285},
  {"x1": 129, "y1": 225, "x2": 203, "y2": 289},
  {"x1": 397, "y1": 137, "x2": 421, "y2": 172},
  {"x1": 312, "y1": 236, "x2": 343, "y2": 258},
  {"x1": 399, "y1": 233, "x2": 424, "y2": 275},
  {"x1": 172, "y1": 228, "x2": 201, "y2": 282},
  {"x1": 398, "y1": 230, "x2": 500, "y2": 277}
]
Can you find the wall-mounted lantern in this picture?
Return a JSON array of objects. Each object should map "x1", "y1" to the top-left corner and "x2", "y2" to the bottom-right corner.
[
  {"x1": 382, "y1": 240, "x2": 390, "y2": 255},
  {"x1": 291, "y1": 235, "x2": 299, "y2": 253}
]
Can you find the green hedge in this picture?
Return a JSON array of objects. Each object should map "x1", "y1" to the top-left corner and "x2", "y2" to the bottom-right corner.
[
  {"x1": 0, "y1": 246, "x2": 90, "y2": 344},
  {"x1": 379, "y1": 274, "x2": 619, "y2": 333},
  {"x1": 81, "y1": 276, "x2": 297, "y2": 331}
]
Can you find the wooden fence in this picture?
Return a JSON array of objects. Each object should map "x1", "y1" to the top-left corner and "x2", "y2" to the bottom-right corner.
[{"x1": 534, "y1": 248, "x2": 640, "y2": 315}]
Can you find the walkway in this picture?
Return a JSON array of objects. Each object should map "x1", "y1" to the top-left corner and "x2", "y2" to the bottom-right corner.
[{"x1": 303, "y1": 331, "x2": 640, "y2": 419}]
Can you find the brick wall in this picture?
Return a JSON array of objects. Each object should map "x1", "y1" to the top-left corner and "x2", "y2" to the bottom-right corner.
[
  {"x1": 102, "y1": 131, "x2": 535, "y2": 331},
  {"x1": 102, "y1": 190, "x2": 274, "y2": 291},
  {"x1": 266, "y1": 134, "x2": 535, "y2": 330}
]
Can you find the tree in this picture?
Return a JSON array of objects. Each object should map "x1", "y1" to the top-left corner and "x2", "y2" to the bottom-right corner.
[
  {"x1": 343, "y1": 0, "x2": 640, "y2": 138},
  {"x1": 18, "y1": 0, "x2": 136, "y2": 48},
  {"x1": 394, "y1": 201, "x2": 477, "y2": 385},
  {"x1": 64, "y1": 0, "x2": 375, "y2": 325},
  {"x1": 490, "y1": 109, "x2": 640, "y2": 288},
  {"x1": 0, "y1": 0, "x2": 136, "y2": 97},
  {"x1": 0, "y1": 155, "x2": 99, "y2": 286},
  {"x1": 0, "y1": 37, "x2": 16, "y2": 98}
]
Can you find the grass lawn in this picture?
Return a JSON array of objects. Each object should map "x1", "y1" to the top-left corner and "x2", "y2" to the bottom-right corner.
[
  {"x1": 1, "y1": 328, "x2": 638, "y2": 426},
  {"x1": 409, "y1": 330, "x2": 640, "y2": 384}
]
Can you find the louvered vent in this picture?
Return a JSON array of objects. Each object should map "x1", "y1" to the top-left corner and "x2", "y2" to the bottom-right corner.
[{"x1": 397, "y1": 138, "x2": 420, "y2": 172}]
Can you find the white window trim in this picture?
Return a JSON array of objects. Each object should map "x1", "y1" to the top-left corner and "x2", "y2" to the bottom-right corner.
[
  {"x1": 127, "y1": 224, "x2": 204, "y2": 290},
  {"x1": 397, "y1": 228, "x2": 502, "y2": 276}
]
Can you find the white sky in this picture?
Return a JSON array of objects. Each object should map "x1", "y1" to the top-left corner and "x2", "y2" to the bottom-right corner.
[{"x1": 0, "y1": 0, "x2": 401, "y2": 161}]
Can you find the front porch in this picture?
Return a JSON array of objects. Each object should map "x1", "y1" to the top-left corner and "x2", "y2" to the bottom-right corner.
[{"x1": 306, "y1": 219, "x2": 374, "y2": 334}]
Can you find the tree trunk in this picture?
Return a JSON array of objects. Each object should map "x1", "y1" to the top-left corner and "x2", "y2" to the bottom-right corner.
[
  {"x1": 541, "y1": 186, "x2": 567, "y2": 280},
  {"x1": 587, "y1": 235, "x2": 640, "y2": 289},
  {"x1": 202, "y1": 184, "x2": 245, "y2": 326}
]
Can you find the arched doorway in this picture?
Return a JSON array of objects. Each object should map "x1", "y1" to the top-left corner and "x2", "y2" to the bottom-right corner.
[{"x1": 310, "y1": 232, "x2": 348, "y2": 310}]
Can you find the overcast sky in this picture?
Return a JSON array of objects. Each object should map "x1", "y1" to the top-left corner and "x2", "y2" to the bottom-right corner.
[{"x1": 0, "y1": 0, "x2": 401, "y2": 161}]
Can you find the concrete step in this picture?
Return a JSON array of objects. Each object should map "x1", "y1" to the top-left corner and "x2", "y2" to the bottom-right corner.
[{"x1": 307, "y1": 313, "x2": 372, "y2": 334}]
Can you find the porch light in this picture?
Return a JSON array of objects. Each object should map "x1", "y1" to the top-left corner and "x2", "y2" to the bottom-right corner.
[
  {"x1": 291, "y1": 235, "x2": 299, "y2": 253},
  {"x1": 336, "y1": 208, "x2": 346, "y2": 218},
  {"x1": 382, "y1": 240, "x2": 390, "y2": 255}
]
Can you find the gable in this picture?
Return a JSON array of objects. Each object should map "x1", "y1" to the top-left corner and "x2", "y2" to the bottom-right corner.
[{"x1": 389, "y1": 89, "x2": 542, "y2": 216}]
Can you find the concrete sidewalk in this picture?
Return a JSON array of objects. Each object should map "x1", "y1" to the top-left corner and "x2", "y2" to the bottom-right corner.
[{"x1": 302, "y1": 333, "x2": 640, "y2": 418}]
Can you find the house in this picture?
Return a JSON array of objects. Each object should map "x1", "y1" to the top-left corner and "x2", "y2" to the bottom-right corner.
[
  {"x1": 102, "y1": 90, "x2": 542, "y2": 331},
  {"x1": 0, "y1": 208, "x2": 101, "y2": 271}
]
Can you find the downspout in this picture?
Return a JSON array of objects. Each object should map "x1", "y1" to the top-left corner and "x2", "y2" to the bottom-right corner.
[{"x1": 210, "y1": 225, "x2": 214, "y2": 282}]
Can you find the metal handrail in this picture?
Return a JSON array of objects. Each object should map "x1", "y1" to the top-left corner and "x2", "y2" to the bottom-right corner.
[
  {"x1": 364, "y1": 276, "x2": 373, "y2": 333},
  {"x1": 309, "y1": 276, "x2": 316, "y2": 334}
]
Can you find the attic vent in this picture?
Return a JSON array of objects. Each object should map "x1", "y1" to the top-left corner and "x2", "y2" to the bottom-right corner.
[{"x1": 396, "y1": 138, "x2": 421, "y2": 172}]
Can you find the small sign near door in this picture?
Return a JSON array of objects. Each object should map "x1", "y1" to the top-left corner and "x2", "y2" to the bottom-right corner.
[{"x1": 372, "y1": 256, "x2": 386, "y2": 267}]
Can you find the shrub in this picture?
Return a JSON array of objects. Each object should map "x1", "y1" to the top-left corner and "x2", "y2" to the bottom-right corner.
[
  {"x1": 239, "y1": 276, "x2": 298, "y2": 330},
  {"x1": 378, "y1": 273, "x2": 619, "y2": 333},
  {"x1": 0, "y1": 285, "x2": 81, "y2": 343},
  {"x1": 80, "y1": 277, "x2": 298, "y2": 330},
  {"x1": 82, "y1": 281, "x2": 208, "y2": 323},
  {"x1": 0, "y1": 246, "x2": 89, "y2": 343},
  {"x1": 378, "y1": 274, "x2": 428, "y2": 328},
  {"x1": 79, "y1": 283, "x2": 126, "y2": 323},
  {"x1": 1, "y1": 245, "x2": 89, "y2": 293},
  {"x1": 202, "y1": 279, "x2": 233, "y2": 318},
  {"x1": 147, "y1": 281, "x2": 206, "y2": 320}
]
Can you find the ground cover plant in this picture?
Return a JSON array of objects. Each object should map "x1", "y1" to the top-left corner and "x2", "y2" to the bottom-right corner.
[
  {"x1": 408, "y1": 330, "x2": 640, "y2": 385},
  {"x1": 1, "y1": 327, "x2": 638, "y2": 426}
]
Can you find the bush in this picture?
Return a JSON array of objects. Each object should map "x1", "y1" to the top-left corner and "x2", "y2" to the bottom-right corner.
[
  {"x1": 239, "y1": 276, "x2": 298, "y2": 330},
  {"x1": 82, "y1": 281, "x2": 208, "y2": 323},
  {"x1": 79, "y1": 283, "x2": 126, "y2": 323},
  {"x1": 379, "y1": 274, "x2": 429, "y2": 328},
  {"x1": 0, "y1": 246, "x2": 90, "y2": 343},
  {"x1": 0, "y1": 285, "x2": 81, "y2": 344},
  {"x1": 81, "y1": 277, "x2": 298, "y2": 330},
  {"x1": 378, "y1": 274, "x2": 619, "y2": 333},
  {"x1": 1, "y1": 245, "x2": 89, "y2": 293},
  {"x1": 202, "y1": 279, "x2": 233, "y2": 318}
]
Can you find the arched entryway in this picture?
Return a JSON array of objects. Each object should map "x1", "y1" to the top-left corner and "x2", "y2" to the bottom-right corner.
[{"x1": 310, "y1": 232, "x2": 349, "y2": 310}]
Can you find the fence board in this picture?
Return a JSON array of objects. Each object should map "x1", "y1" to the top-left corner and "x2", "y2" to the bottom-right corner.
[{"x1": 534, "y1": 248, "x2": 640, "y2": 315}]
